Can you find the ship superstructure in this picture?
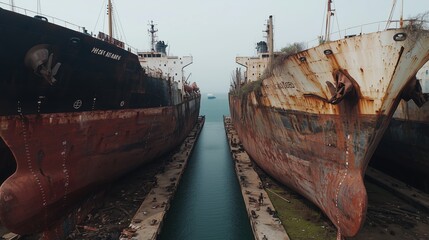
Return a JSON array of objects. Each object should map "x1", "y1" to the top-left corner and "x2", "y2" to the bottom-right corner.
[{"x1": 137, "y1": 21, "x2": 195, "y2": 104}]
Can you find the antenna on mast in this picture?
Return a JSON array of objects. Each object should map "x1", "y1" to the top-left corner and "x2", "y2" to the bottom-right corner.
[
  {"x1": 324, "y1": 0, "x2": 334, "y2": 42},
  {"x1": 148, "y1": 21, "x2": 158, "y2": 52}
]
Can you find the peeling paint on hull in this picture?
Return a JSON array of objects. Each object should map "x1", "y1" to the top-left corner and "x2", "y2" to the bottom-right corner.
[
  {"x1": 0, "y1": 98, "x2": 200, "y2": 234},
  {"x1": 229, "y1": 28, "x2": 429, "y2": 237}
]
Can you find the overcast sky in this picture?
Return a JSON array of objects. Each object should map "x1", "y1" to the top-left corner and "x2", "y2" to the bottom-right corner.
[{"x1": 1, "y1": 0, "x2": 428, "y2": 93}]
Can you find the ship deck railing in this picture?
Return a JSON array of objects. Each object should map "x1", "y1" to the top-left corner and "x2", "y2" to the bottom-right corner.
[
  {"x1": 0, "y1": 2, "x2": 140, "y2": 55},
  {"x1": 1, "y1": 2, "x2": 84, "y2": 33},
  {"x1": 305, "y1": 19, "x2": 428, "y2": 49}
]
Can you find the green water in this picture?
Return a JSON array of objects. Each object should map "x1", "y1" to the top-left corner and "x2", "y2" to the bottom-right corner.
[{"x1": 159, "y1": 93, "x2": 253, "y2": 240}]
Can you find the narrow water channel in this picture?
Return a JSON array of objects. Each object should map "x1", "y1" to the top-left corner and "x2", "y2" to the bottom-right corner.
[{"x1": 159, "y1": 94, "x2": 253, "y2": 240}]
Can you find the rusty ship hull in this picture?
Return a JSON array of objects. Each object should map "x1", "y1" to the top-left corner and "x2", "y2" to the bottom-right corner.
[
  {"x1": 0, "y1": 8, "x2": 200, "y2": 234},
  {"x1": 230, "y1": 27, "x2": 429, "y2": 237}
]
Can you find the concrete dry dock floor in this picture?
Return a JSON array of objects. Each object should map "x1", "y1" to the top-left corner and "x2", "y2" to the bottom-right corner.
[
  {"x1": 124, "y1": 116, "x2": 205, "y2": 240},
  {"x1": 224, "y1": 116, "x2": 290, "y2": 240},
  {"x1": 366, "y1": 167, "x2": 429, "y2": 213}
]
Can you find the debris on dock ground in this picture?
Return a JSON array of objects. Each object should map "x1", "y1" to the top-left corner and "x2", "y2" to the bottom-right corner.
[
  {"x1": 65, "y1": 156, "x2": 167, "y2": 240},
  {"x1": 63, "y1": 116, "x2": 204, "y2": 240},
  {"x1": 224, "y1": 116, "x2": 290, "y2": 240}
]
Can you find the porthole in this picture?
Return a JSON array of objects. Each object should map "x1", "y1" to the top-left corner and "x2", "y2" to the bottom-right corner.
[
  {"x1": 69, "y1": 37, "x2": 81, "y2": 44},
  {"x1": 73, "y1": 100, "x2": 82, "y2": 109},
  {"x1": 324, "y1": 49, "x2": 333, "y2": 55},
  {"x1": 393, "y1": 33, "x2": 407, "y2": 41}
]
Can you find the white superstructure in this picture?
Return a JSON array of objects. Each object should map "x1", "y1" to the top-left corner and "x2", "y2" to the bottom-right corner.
[
  {"x1": 137, "y1": 22, "x2": 194, "y2": 104},
  {"x1": 138, "y1": 51, "x2": 192, "y2": 88},
  {"x1": 417, "y1": 61, "x2": 429, "y2": 93}
]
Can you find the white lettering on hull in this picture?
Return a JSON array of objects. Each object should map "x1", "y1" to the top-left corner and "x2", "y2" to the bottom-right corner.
[{"x1": 91, "y1": 47, "x2": 122, "y2": 61}]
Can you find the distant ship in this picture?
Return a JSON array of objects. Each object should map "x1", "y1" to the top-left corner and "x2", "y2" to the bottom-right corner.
[
  {"x1": 207, "y1": 93, "x2": 216, "y2": 99},
  {"x1": 229, "y1": 2, "x2": 429, "y2": 238},
  {"x1": 0, "y1": 1, "x2": 200, "y2": 235},
  {"x1": 371, "y1": 61, "x2": 429, "y2": 192}
]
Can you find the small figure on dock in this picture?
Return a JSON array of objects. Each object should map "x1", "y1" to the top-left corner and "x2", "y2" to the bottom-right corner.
[
  {"x1": 251, "y1": 210, "x2": 259, "y2": 219},
  {"x1": 262, "y1": 235, "x2": 268, "y2": 240},
  {"x1": 258, "y1": 193, "x2": 264, "y2": 205},
  {"x1": 266, "y1": 206, "x2": 274, "y2": 215}
]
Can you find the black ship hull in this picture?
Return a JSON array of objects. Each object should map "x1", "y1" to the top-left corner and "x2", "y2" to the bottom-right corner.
[{"x1": 0, "y1": 8, "x2": 200, "y2": 234}]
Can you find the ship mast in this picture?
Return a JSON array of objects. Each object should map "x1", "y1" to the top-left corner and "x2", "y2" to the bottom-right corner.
[
  {"x1": 9, "y1": 0, "x2": 14, "y2": 11},
  {"x1": 400, "y1": 0, "x2": 404, "y2": 28},
  {"x1": 148, "y1": 21, "x2": 158, "y2": 52},
  {"x1": 324, "y1": 0, "x2": 334, "y2": 42},
  {"x1": 266, "y1": 15, "x2": 274, "y2": 65},
  {"x1": 37, "y1": 0, "x2": 41, "y2": 14},
  {"x1": 386, "y1": 0, "x2": 397, "y2": 29},
  {"x1": 386, "y1": 0, "x2": 404, "y2": 29},
  {"x1": 108, "y1": 0, "x2": 113, "y2": 43}
]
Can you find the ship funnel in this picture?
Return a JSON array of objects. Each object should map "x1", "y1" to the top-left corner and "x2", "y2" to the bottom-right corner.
[
  {"x1": 155, "y1": 41, "x2": 168, "y2": 54},
  {"x1": 256, "y1": 41, "x2": 268, "y2": 53}
]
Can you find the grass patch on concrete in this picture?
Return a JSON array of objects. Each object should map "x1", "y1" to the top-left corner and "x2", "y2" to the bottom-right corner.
[
  {"x1": 266, "y1": 186, "x2": 336, "y2": 240},
  {"x1": 250, "y1": 155, "x2": 337, "y2": 239}
]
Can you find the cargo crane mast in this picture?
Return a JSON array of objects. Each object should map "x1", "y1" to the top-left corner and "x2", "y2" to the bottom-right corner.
[
  {"x1": 400, "y1": 0, "x2": 404, "y2": 28},
  {"x1": 37, "y1": 0, "x2": 41, "y2": 14},
  {"x1": 324, "y1": 0, "x2": 334, "y2": 42},
  {"x1": 108, "y1": 0, "x2": 113, "y2": 43},
  {"x1": 9, "y1": 0, "x2": 14, "y2": 11},
  {"x1": 265, "y1": 15, "x2": 274, "y2": 66},
  {"x1": 148, "y1": 21, "x2": 158, "y2": 52},
  {"x1": 386, "y1": 0, "x2": 404, "y2": 29}
]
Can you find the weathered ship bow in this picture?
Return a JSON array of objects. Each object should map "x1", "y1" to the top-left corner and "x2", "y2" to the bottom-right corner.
[{"x1": 229, "y1": 16, "x2": 429, "y2": 237}]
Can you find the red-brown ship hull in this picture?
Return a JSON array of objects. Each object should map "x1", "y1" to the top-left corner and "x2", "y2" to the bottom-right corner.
[
  {"x1": 229, "y1": 25, "x2": 429, "y2": 237},
  {"x1": 229, "y1": 95, "x2": 386, "y2": 237},
  {"x1": 0, "y1": 97, "x2": 200, "y2": 234}
]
